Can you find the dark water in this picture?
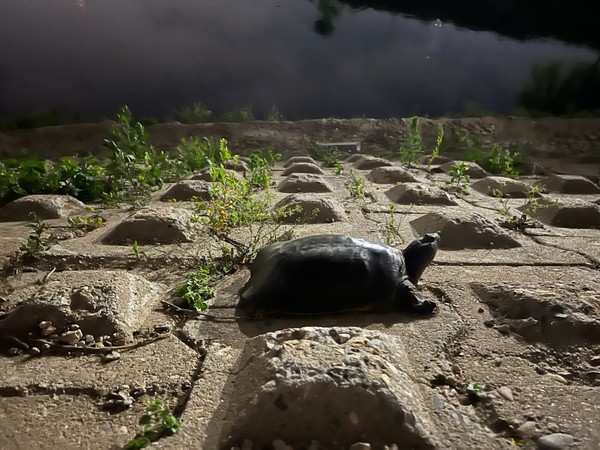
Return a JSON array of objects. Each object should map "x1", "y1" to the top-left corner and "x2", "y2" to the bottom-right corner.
[{"x1": 0, "y1": 0, "x2": 598, "y2": 122}]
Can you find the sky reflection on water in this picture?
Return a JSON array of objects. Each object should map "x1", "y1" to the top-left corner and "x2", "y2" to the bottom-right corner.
[{"x1": 0, "y1": 0, "x2": 596, "y2": 120}]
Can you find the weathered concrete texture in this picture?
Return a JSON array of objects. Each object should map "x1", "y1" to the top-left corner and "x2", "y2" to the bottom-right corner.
[
  {"x1": 367, "y1": 166, "x2": 418, "y2": 184},
  {"x1": 160, "y1": 180, "x2": 212, "y2": 202},
  {"x1": 0, "y1": 194, "x2": 88, "y2": 221},
  {"x1": 274, "y1": 194, "x2": 347, "y2": 224},
  {"x1": 102, "y1": 206, "x2": 195, "y2": 244},
  {"x1": 541, "y1": 174, "x2": 600, "y2": 194},
  {"x1": 385, "y1": 183, "x2": 457, "y2": 206},
  {"x1": 352, "y1": 155, "x2": 392, "y2": 170},
  {"x1": 282, "y1": 162, "x2": 325, "y2": 176},
  {"x1": 471, "y1": 282, "x2": 600, "y2": 345},
  {"x1": 0, "y1": 270, "x2": 162, "y2": 342},
  {"x1": 0, "y1": 394, "x2": 147, "y2": 450},
  {"x1": 345, "y1": 153, "x2": 365, "y2": 163},
  {"x1": 276, "y1": 173, "x2": 333, "y2": 193},
  {"x1": 0, "y1": 334, "x2": 198, "y2": 397},
  {"x1": 437, "y1": 161, "x2": 489, "y2": 179},
  {"x1": 217, "y1": 327, "x2": 437, "y2": 449},
  {"x1": 410, "y1": 212, "x2": 521, "y2": 250},
  {"x1": 521, "y1": 199, "x2": 600, "y2": 229},
  {"x1": 471, "y1": 176, "x2": 537, "y2": 198},
  {"x1": 283, "y1": 156, "x2": 317, "y2": 167}
]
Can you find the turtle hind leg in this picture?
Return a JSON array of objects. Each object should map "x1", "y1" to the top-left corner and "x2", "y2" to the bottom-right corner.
[{"x1": 397, "y1": 279, "x2": 437, "y2": 314}]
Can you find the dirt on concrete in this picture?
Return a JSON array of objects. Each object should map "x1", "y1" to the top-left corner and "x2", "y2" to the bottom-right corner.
[{"x1": 0, "y1": 118, "x2": 599, "y2": 450}]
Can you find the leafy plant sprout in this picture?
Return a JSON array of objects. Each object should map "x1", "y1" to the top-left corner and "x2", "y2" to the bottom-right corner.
[
  {"x1": 347, "y1": 170, "x2": 366, "y2": 200},
  {"x1": 125, "y1": 400, "x2": 181, "y2": 450},
  {"x1": 426, "y1": 124, "x2": 445, "y2": 170},
  {"x1": 446, "y1": 162, "x2": 471, "y2": 190},
  {"x1": 19, "y1": 214, "x2": 56, "y2": 257},
  {"x1": 397, "y1": 116, "x2": 423, "y2": 167}
]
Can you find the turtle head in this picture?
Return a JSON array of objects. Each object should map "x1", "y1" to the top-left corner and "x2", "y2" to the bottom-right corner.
[{"x1": 402, "y1": 232, "x2": 440, "y2": 284}]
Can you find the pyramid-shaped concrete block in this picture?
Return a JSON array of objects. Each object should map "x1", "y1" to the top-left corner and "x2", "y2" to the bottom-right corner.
[
  {"x1": 541, "y1": 174, "x2": 600, "y2": 194},
  {"x1": 190, "y1": 168, "x2": 243, "y2": 182},
  {"x1": 471, "y1": 176, "x2": 537, "y2": 198},
  {"x1": 520, "y1": 199, "x2": 600, "y2": 229},
  {"x1": 0, "y1": 194, "x2": 87, "y2": 221},
  {"x1": 282, "y1": 163, "x2": 325, "y2": 176},
  {"x1": 102, "y1": 206, "x2": 195, "y2": 244},
  {"x1": 385, "y1": 183, "x2": 457, "y2": 206},
  {"x1": 160, "y1": 180, "x2": 212, "y2": 202},
  {"x1": 283, "y1": 156, "x2": 317, "y2": 167},
  {"x1": 367, "y1": 166, "x2": 418, "y2": 184},
  {"x1": 352, "y1": 155, "x2": 392, "y2": 170},
  {"x1": 274, "y1": 194, "x2": 346, "y2": 224},
  {"x1": 410, "y1": 212, "x2": 521, "y2": 250},
  {"x1": 277, "y1": 174, "x2": 333, "y2": 193},
  {"x1": 0, "y1": 270, "x2": 161, "y2": 342}
]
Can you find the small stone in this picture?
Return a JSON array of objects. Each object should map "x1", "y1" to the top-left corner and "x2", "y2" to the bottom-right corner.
[
  {"x1": 484, "y1": 319, "x2": 495, "y2": 327},
  {"x1": 433, "y1": 395, "x2": 445, "y2": 409},
  {"x1": 181, "y1": 382, "x2": 192, "y2": 391},
  {"x1": 495, "y1": 324, "x2": 510, "y2": 334},
  {"x1": 154, "y1": 324, "x2": 171, "y2": 333},
  {"x1": 99, "y1": 422, "x2": 112, "y2": 433},
  {"x1": 337, "y1": 333, "x2": 351, "y2": 344},
  {"x1": 58, "y1": 329, "x2": 83, "y2": 345},
  {"x1": 535, "y1": 366, "x2": 547, "y2": 375},
  {"x1": 40, "y1": 326, "x2": 57, "y2": 337},
  {"x1": 497, "y1": 386, "x2": 514, "y2": 401},
  {"x1": 8, "y1": 347, "x2": 20, "y2": 356},
  {"x1": 516, "y1": 420, "x2": 538, "y2": 439},
  {"x1": 544, "y1": 373, "x2": 568, "y2": 384},
  {"x1": 349, "y1": 443, "x2": 371, "y2": 450},
  {"x1": 537, "y1": 432, "x2": 575, "y2": 449},
  {"x1": 38, "y1": 320, "x2": 53, "y2": 329},
  {"x1": 69, "y1": 324, "x2": 80, "y2": 331},
  {"x1": 0, "y1": 296, "x2": 7, "y2": 303},
  {"x1": 272, "y1": 439, "x2": 293, "y2": 450},
  {"x1": 131, "y1": 387, "x2": 146, "y2": 397},
  {"x1": 84, "y1": 334, "x2": 95, "y2": 344},
  {"x1": 589, "y1": 356, "x2": 600, "y2": 367},
  {"x1": 29, "y1": 347, "x2": 41, "y2": 356},
  {"x1": 103, "y1": 351, "x2": 121, "y2": 362},
  {"x1": 493, "y1": 358, "x2": 502, "y2": 367},
  {"x1": 40, "y1": 343, "x2": 51, "y2": 350}
]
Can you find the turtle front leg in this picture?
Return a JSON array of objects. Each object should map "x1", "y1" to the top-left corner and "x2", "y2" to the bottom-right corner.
[{"x1": 397, "y1": 279, "x2": 437, "y2": 314}]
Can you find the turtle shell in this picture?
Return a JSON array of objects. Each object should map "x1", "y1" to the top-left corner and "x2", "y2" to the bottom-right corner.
[{"x1": 239, "y1": 234, "x2": 407, "y2": 315}]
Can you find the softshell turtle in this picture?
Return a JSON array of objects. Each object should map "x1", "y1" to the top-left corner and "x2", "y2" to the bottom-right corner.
[{"x1": 239, "y1": 233, "x2": 440, "y2": 318}]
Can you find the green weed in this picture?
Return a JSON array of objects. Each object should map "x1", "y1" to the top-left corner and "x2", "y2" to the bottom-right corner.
[
  {"x1": 67, "y1": 214, "x2": 106, "y2": 231},
  {"x1": 220, "y1": 106, "x2": 254, "y2": 122},
  {"x1": 130, "y1": 240, "x2": 146, "y2": 259},
  {"x1": 176, "y1": 267, "x2": 216, "y2": 312},
  {"x1": 446, "y1": 162, "x2": 471, "y2": 190},
  {"x1": 494, "y1": 183, "x2": 544, "y2": 230},
  {"x1": 333, "y1": 161, "x2": 344, "y2": 175},
  {"x1": 426, "y1": 124, "x2": 445, "y2": 169},
  {"x1": 19, "y1": 215, "x2": 56, "y2": 257},
  {"x1": 125, "y1": 400, "x2": 181, "y2": 450},
  {"x1": 173, "y1": 101, "x2": 214, "y2": 123},
  {"x1": 397, "y1": 116, "x2": 423, "y2": 166},
  {"x1": 382, "y1": 204, "x2": 407, "y2": 246},
  {"x1": 266, "y1": 105, "x2": 285, "y2": 121},
  {"x1": 348, "y1": 170, "x2": 366, "y2": 199},
  {"x1": 311, "y1": 146, "x2": 342, "y2": 168}
]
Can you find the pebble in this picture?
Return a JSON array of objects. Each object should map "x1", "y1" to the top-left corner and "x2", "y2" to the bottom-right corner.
[
  {"x1": 497, "y1": 386, "x2": 514, "y2": 401},
  {"x1": 68, "y1": 324, "x2": 80, "y2": 331},
  {"x1": 495, "y1": 324, "x2": 511, "y2": 334},
  {"x1": 7, "y1": 347, "x2": 20, "y2": 356},
  {"x1": 40, "y1": 326, "x2": 57, "y2": 337},
  {"x1": 337, "y1": 333, "x2": 351, "y2": 344},
  {"x1": 103, "y1": 351, "x2": 121, "y2": 362},
  {"x1": 58, "y1": 329, "x2": 83, "y2": 345},
  {"x1": 483, "y1": 319, "x2": 495, "y2": 327},
  {"x1": 433, "y1": 394, "x2": 445, "y2": 409},
  {"x1": 154, "y1": 324, "x2": 171, "y2": 333},
  {"x1": 38, "y1": 320, "x2": 53, "y2": 329},
  {"x1": 544, "y1": 373, "x2": 568, "y2": 384},
  {"x1": 29, "y1": 347, "x2": 41, "y2": 356},
  {"x1": 349, "y1": 443, "x2": 371, "y2": 450},
  {"x1": 516, "y1": 420, "x2": 537, "y2": 439},
  {"x1": 537, "y1": 433, "x2": 574, "y2": 449},
  {"x1": 0, "y1": 296, "x2": 7, "y2": 303}
]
